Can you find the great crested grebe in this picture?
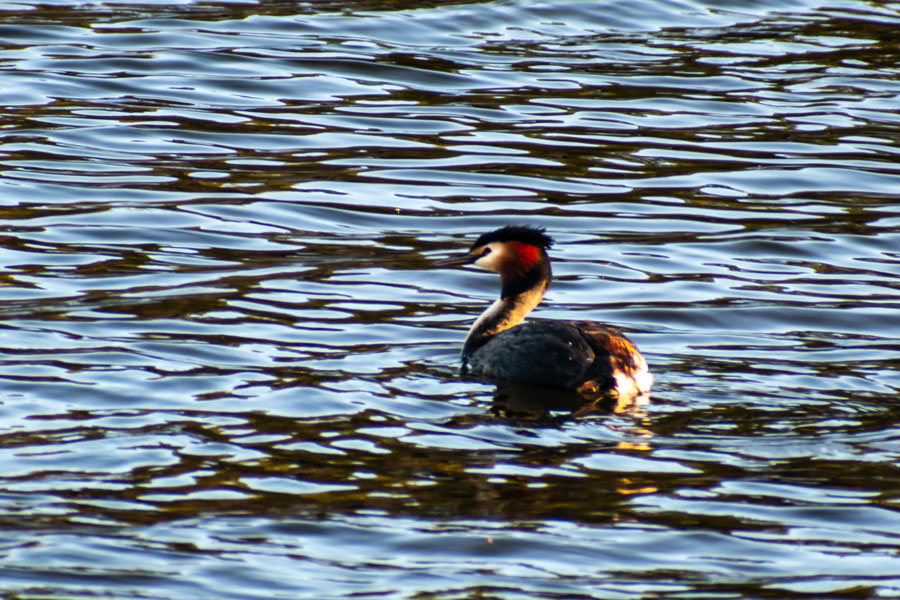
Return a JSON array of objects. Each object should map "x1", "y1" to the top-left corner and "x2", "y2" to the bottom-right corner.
[{"x1": 435, "y1": 225, "x2": 652, "y2": 399}]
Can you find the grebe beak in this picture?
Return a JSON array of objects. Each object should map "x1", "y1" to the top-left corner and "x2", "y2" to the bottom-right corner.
[{"x1": 433, "y1": 252, "x2": 477, "y2": 267}]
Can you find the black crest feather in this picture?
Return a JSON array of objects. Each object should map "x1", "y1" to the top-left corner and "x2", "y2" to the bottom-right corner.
[{"x1": 470, "y1": 225, "x2": 553, "y2": 251}]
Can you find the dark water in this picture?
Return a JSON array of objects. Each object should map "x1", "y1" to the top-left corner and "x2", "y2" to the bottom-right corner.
[{"x1": 2, "y1": 0, "x2": 900, "y2": 597}]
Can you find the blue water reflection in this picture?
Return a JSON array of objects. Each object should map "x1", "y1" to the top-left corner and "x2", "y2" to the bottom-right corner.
[{"x1": 0, "y1": 0, "x2": 899, "y2": 598}]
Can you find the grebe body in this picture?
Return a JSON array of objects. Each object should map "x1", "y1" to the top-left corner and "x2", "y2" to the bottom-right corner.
[{"x1": 436, "y1": 226, "x2": 651, "y2": 398}]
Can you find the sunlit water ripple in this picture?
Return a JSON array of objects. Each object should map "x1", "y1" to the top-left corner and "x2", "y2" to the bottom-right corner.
[{"x1": 1, "y1": 0, "x2": 900, "y2": 597}]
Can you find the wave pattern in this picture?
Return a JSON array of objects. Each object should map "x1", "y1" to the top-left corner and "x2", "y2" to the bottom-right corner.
[{"x1": 1, "y1": 0, "x2": 899, "y2": 597}]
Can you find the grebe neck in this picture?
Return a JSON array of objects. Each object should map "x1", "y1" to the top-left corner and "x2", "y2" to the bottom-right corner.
[{"x1": 461, "y1": 263, "x2": 550, "y2": 361}]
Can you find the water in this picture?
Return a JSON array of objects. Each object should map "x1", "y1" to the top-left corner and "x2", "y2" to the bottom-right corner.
[{"x1": 1, "y1": 0, "x2": 900, "y2": 597}]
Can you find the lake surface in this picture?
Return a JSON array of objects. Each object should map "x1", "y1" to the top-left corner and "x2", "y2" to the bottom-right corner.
[{"x1": 1, "y1": 0, "x2": 900, "y2": 597}]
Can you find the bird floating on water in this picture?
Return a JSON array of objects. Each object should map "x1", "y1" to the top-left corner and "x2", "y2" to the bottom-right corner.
[{"x1": 435, "y1": 225, "x2": 652, "y2": 400}]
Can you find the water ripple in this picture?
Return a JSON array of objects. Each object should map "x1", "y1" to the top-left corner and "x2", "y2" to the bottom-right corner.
[{"x1": 1, "y1": 0, "x2": 899, "y2": 598}]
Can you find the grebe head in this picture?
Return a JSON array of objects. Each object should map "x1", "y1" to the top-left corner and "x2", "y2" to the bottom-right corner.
[
  {"x1": 435, "y1": 225, "x2": 553, "y2": 275},
  {"x1": 436, "y1": 225, "x2": 555, "y2": 358}
]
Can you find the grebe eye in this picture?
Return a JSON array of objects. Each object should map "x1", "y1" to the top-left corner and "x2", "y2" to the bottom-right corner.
[{"x1": 480, "y1": 247, "x2": 491, "y2": 256}]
